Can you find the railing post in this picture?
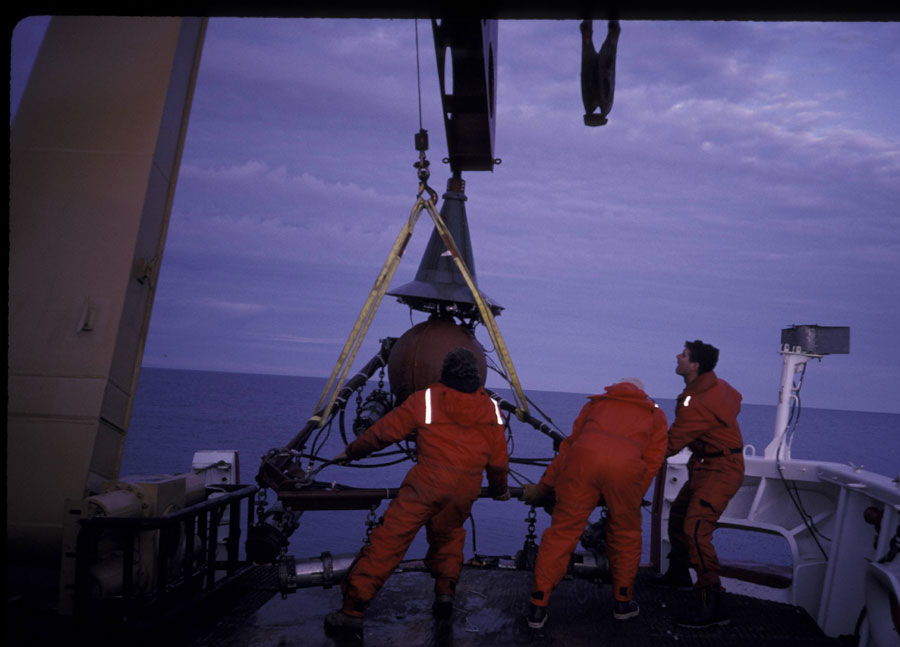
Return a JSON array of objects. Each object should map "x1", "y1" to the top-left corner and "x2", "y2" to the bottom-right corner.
[
  {"x1": 228, "y1": 499, "x2": 241, "y2": 574},
  {"x1": 206, "y1": 507, "x2": 220, "y2": 589}
]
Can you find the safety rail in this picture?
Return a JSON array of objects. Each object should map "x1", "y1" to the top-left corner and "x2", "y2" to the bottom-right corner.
[
  {"x1": 72, "y1": 483, "x2": 257, "y2": 625},
  {"x1": 652, "y1": 452, "x2": 900, "y2": 641}
]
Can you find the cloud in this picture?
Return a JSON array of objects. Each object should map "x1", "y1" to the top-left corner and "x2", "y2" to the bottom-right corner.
[
  {"x1": 252, "y1": 333, "x2": 345, "y2": 345},
  {"x1": 146, "y1": 18, "x2": 900, "y2": 411},
  {"x1": 198, "y1": 18, "x2": 437, "y2": 126},
  {"x1": 197, "y1": 298, "x2": 269, "y2": 315},
  {"x1": 171, "y1": 158, "x2": 422, "y2": 269},
  {"x1": 180, "y1": 159, "x2": 407, "y2": 209}
]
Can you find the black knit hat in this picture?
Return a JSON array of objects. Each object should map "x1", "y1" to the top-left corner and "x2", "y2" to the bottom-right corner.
[{"x1": 440, "y1": 347, "x2": 482, "y2": 393}]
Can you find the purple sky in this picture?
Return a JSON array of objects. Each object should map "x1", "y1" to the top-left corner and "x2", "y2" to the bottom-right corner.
[{"x1": 12, "y1": 17, "x2": 900, "y2": 413}]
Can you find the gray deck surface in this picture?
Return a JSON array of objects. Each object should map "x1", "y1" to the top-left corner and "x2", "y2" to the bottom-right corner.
[
  {"x1": 177, "y1": 564, "x2": 852, "y2": 647},
  {"x1": 9, "y1": 562, "x2": 856, "y2": 646}
]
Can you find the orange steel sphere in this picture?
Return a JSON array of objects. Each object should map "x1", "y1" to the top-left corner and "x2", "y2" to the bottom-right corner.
[{"x1": 387, "y1": 318, "x2": 486, "y2": 405}]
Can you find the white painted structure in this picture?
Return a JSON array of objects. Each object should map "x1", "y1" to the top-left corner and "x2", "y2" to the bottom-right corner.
[{"x1": 657, "y1": 338, "x2": 900, "y2": 645}]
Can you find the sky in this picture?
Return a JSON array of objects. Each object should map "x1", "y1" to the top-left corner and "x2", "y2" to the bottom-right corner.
[{"x1": 10, "y1": 16, "x2": 900, "y2": 414}]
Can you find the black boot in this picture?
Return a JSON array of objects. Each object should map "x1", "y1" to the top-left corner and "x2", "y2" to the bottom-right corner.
[
  {"x1": 433, "y1": 594, "x2": 454, "y2": 619},
  {"x1": 324, "y1": 609, "x2": 364, "y2": 635},
  {"x1": 526, "y1": 603, "x2": 548, "y2": 629},
  {"x1": 613, "y1": 599, "x2": 640, "y2": 621},
  {"x1": 652, "y1": 562, "x2": 693, "y2": 590},
  {"x1": 676, "y1": 588, "x2": 730, "y2": 628}
]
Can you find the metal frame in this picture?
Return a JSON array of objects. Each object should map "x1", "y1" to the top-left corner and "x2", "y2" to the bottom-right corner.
[{"x1": 72, "y1": 484, "x2": 257, "y2": 625}]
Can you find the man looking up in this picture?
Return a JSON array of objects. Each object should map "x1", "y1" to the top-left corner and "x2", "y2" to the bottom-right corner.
[{"x1": 658, "y1": 340, "x2": 744, "y2": 629}]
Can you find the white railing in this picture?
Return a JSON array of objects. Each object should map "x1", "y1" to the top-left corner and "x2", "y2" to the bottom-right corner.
[{"x1": 656, "y1": 452, "x2": 900, "y2": 644}]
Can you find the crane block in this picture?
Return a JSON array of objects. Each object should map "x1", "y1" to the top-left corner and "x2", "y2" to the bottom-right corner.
[{"x1": 432, "y1": 19, "x2": 498, "y2": 173}]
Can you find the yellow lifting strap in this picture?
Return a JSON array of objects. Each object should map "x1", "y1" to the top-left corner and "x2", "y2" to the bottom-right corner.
[
  {"x1": 310, "y1": 182, "x2": 530, "y2": 429},
  {"x1": 309, "y1": 197, "x2": 428, "y2": 429},
  {"x1": 421, "y1": 198, "x2": 530, "y2": 420}
]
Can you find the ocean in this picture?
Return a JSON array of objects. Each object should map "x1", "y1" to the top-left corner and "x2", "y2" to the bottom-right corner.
[{"x1": 123, "y1": 367, "x2": 898, "y2": 567}]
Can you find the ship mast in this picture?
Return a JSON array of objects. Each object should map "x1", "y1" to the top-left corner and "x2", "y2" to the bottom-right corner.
[{"x1": 765, "y1": 325, "x2": 850, "y2": 461}]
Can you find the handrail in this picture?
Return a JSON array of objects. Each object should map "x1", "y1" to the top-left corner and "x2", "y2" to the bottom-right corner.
[
  {"x1": 73, "y1": 483, "x2": 258, "y2": 625},
  {"x1": 80, "y1": 484, "x2": 257, "y2": 529}
]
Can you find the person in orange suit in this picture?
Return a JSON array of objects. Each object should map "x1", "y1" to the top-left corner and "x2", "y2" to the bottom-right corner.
[
  {"x1": 656, "y1": 340, "x2": 744, "y2": 629},
  {"x1": 324, "y1": 347, "x2": 510, "y2": 636},
  {"x1": 521, "y1": 377, "x2": 668, "y2": 628}
]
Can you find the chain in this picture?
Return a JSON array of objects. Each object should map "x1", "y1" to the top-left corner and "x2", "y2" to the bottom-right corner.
[
  {"x1": 364, "y1": 504, "x2": 379, "y2": 545},
  {"x1": 255, "y1": 486, "x2": 268, "y2": 521},
  {"x1": 526, "y1": 506, "x2": 537, "y2": 540},
  {"x1": 516, "y1": 506, "x2": 540, "y2": 571}
]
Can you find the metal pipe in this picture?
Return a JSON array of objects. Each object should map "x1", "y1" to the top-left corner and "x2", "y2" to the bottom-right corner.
[
  {"x1": 256, "y1": 338, "x2": 397, "y2": 491},
  {"x1": 487, "y1": 389, "x2": 566, "y2": 448},
  {"x1": 570, "y1": 551, "x2": 609, "y2": 581},
  {"x1": 278, "y1": 552, "x2": 358, "y2": 597},
  {"x1": 278, "y1": 486, "x2": 524, "y2": 511},
  {"x1": 276, "y1": 548, "x2": 607, "y2": 598},
  {"x1": 288, "y1": 337, "x2": 397, "y2": 452}
]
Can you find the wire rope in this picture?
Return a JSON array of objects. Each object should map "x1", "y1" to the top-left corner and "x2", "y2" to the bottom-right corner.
[{"x1": 415, "y1": 19, "x2": 423, "y2": 130}]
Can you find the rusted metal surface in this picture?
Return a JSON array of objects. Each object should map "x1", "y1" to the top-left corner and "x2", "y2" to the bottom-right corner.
[{"x1": 385, "y1": 318, "x2": 488, "y2": 405}]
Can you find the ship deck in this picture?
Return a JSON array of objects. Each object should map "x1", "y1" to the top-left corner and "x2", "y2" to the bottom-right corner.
[
  {"x1": 168, "y1": 563, "x2": 853, "y2": 647},
  {"x1": 10, "y1": 561, "x2": 858, "y2": 646}
]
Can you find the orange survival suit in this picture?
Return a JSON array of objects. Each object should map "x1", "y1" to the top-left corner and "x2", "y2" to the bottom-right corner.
[
  {"x1": 530, "y1": 382, "x2": 668, "y2": 606},
  {"x1": 666, "y1": 370, "x2": 744, "y2": 590},
  {"x1": 339, "y1": 383, "x2": 508, "y2": 617}
]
